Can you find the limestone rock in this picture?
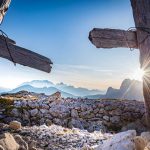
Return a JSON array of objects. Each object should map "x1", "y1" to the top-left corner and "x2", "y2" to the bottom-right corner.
[
  {"x1": 134, "y1": 136, "x2": 147, "y2": 150},
  {"x1": 0, "y1": 133, "x2": 19, "y2": 150},
  {"x1": 95, "y1": 130, "x2": 136, "y2": 150},
  {"x1": 9, "y1": 121, "x2": 21, "y2": 130}
]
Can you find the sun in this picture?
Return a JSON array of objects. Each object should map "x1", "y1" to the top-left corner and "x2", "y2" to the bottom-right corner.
[{"x1": 130, "y1": 68, "x2": 145, "y2": 81}]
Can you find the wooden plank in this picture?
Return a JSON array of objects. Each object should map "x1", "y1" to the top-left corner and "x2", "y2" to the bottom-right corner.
[
  {"x1": 0, "y1": 38, "x2": 53, "y2": 73},
  {"x1": 131, "y1": 0, "x2": 150, "y2": 127},
  {"x1": 89, "y1": 28, "x2": 138, "y2": 49},
  {"x1": 0, "y1": 35, "x2": 16, "y2": 44}
]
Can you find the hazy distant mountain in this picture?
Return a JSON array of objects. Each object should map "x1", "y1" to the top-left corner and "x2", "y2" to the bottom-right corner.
[
  {"x1": 6, "y1": 79, "x2": 143, "y2": 100},
  {"x1": 14, "y1": 80, "x2": 103, "y2": 97},
  {"x1": 105, "y1": 79, "x2": 143, "y2": 100},
  {"x1": 56, "y1": 82, "x2": 104, "y2": 97},
  {"x1": 10, "y1": 85, "x2": 76, "y2": 98},
  {"x1": 85, "y1": 79, "x2": 143, "y2": 101},
  {"x1": 20, "y1": 80, "x2": 54, "y2": 88}
]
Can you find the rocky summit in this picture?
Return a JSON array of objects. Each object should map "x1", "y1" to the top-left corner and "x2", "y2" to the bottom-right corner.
[{"x1": 0, "y1": 91, "x2": 149, "y2": 150}]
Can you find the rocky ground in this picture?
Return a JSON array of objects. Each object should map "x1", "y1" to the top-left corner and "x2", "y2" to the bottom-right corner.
[
  {"x1": 0, "y1": 121, "x2": 113, "y2": 150},
  {"x1": 0, "y1": 91, "x2": 149, "y2": 150},
  {"x1": 1, "y1": 121, "x2": 150, "y2": 150}
]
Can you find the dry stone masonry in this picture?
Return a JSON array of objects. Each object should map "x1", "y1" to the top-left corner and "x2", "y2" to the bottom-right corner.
[{"x1": 0, "y1": 91, "x2": 146, "y2": 132}]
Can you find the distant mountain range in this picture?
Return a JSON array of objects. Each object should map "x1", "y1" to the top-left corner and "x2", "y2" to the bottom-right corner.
[
  {"x1": 85, "y1": 79, "x2": 144, "y2": 101},
  {"x1": 0, "y1": 79, "x2": 144, "y2": 100},
  {"x1": 7, "y1": 80, "x2": 104, "y2": 98}
]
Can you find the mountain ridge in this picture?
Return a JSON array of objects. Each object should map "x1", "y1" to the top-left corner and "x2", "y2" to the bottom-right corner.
[
  {"x1": 0, "y1": 79, "x2": 144, "y2": 100},
  {"x1": 85, "y1": 79, "x2": 143, "y2": 101}
]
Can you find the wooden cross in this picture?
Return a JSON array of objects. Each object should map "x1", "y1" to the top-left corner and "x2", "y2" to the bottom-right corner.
[
  {"x1": 89, "y1": 0, "x2": 150, "y2": 127},
  {"x1": 0, "y1": 0, "x2": 52, "y2": 73}
]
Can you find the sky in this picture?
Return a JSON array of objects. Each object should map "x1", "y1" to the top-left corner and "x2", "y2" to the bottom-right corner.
[{"x1": 0, "y1": 0, "x2": 140, "y2": 90}]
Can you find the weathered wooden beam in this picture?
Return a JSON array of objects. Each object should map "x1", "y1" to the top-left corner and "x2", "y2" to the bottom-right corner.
[
  {"x1": 0, "y1": 37, "x2": 53, "y2": 73},
  {"x1": 0, "y1": 35, "x2": 16, "y2": 44},
  {"x1": 131, "y1": 0, "x2": 150, "y2": 127},
  {"x1": 0, "y1": 0, "x2": 52, "y2": 73},
  {"x1": 89, "y1": 28, "x2": 138, "y2": 49}
]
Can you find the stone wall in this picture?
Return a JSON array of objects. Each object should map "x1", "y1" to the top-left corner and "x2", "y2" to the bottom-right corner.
[{"x1": 0, "y1": 93, "x2": 145, "y2": 132}]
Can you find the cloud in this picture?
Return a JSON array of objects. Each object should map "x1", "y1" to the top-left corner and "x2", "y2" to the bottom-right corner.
[{"x1": 54, "y1": 63, "x2": 114, "y2": 73}]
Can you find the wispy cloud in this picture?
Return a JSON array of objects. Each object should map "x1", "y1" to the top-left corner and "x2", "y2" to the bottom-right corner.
[{"x1": 54, "y1": 63, "x2": 115, "y2": 73}]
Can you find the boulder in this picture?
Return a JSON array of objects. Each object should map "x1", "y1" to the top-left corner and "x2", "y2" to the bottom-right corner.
[
  {"x1": 134, "y1": 136, "x2": 147, "y2": 150},
  {"x1": 95, "y1": 130, "x2": 136, "y2": 150},
  {"x1": 0, "y1": 133, "x2": 19, "y2": 150},
  {"x1": 9, "y1": 121, "x2": 21, "y2": 130}
]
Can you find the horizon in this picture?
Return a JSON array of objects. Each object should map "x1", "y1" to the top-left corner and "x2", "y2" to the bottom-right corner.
[
  {"x1": 0, "y1": 0, "x2": 141, "y2": 90},
  {"x1": 0, "y1": 78, "x2": 142, "y2": 92}
]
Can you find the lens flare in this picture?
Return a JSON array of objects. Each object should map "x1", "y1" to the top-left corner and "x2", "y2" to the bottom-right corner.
[{"x1": 130, "y1": 68, "x2": 145, "y2": 81}]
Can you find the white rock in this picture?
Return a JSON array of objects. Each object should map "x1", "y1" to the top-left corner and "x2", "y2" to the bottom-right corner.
[
  {"x1": 0, "y1": 133, "x2": 19, "y2": 150},
  {"x1": 95, "y1": 130, "x2": 136, "y2": 150}
]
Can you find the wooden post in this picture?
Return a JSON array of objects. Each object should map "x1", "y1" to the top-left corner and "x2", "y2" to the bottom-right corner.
[
  {"x1": 89, "y1": 0, "x2": 150, "y2": 128},
  {"x1": 131, "y1": 0, "x2": 150, "y2": 127}
]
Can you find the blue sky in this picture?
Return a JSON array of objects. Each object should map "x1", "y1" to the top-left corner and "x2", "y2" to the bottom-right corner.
[{"x1": 0, "y1": 0, "x2": 140, "y2": 90}]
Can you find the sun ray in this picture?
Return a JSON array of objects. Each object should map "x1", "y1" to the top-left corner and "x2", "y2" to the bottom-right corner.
[{"x1": 130, "y1": 68, "x2": 145, "y2": 81}]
